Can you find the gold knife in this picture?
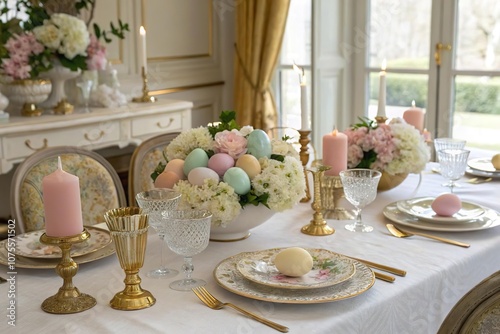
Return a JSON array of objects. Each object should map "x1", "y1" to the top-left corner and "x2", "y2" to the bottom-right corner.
[
  {"x1": 374, "y1": 271, "x2": 395, "y2": 283},
  {"x1": 348, "y1": 256, "x2": 407, "y2": 277}
]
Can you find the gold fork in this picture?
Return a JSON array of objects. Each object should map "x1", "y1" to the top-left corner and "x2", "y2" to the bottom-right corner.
[
  {"x1": 467, "y1": 177, "x2": 492, "y2": 184},
  {"x1": 192, "y1": 286, "x2": 289, "y2": 333}
]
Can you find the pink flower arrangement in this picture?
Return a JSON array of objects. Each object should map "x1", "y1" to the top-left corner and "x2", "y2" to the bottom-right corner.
[
  {"x1": 1, "y1": 32, "x2": 47, "y2": 80},
  {"x1": 213, "y1": 130, "x2": 248, "y2": 159},
  {"x1": 86, "y1": 34, "x2": 108, "y2": 71}
]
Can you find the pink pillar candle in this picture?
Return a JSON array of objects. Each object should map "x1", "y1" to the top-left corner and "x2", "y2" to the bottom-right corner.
[
  {"x1": 322, "y1": 129, "x2": 348, "y2": 176},
  {"x1": 403, "y1": 100, "x2": 425, "y2": 132},
  {"x1": 42, "y1": 157, "x2": 84, "y2": 237}
]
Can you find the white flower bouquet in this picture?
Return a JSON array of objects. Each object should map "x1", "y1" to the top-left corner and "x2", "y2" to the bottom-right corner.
[{"x1": 152, "y1": 111, "x2": 306, "y2": 227}]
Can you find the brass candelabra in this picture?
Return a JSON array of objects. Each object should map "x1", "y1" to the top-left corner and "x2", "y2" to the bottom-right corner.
[
  {"x1": 132, "y1": 66, "x2": 157, "y2": 103},
  {"x1": 301, "y1": 165, "x2": 335, "y2": 236},
  {"x1": 39, "y1": 229, "x2": 96, "y2": 314},
  {"x1": 298, "y1": 130, "x2": 311, "y2": 203}
]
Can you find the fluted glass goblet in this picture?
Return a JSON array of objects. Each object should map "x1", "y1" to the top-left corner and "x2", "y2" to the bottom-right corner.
[
  {"x1": 136, "y1": 189, "x2": 181, "y2": 279},
  {"x1": 76, "y1": 79, "x2": 93, "y2": 113},
  {"x1": 162, "y1": 210, "x2": 212, "y2": 291},
  {"x1": 437, "y1": 149, "x2": 470, "y2": 193},
  {"x1": 340, "y1": 169, "x2": 382, "y2": 233}
]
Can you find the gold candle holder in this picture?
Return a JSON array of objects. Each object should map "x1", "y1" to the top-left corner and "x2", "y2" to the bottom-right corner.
[
  {"x1": 375, "y1": 115, "x2": 388, "y2": 124},
  {"x1": 39, "y1": 229, "x2": 96, "y2": 314},
  {"x1": 320, "y1": 175, "x2": 354, "y2": 220},
  {"x1": 298, "y1": 129, "x2": 312, "y2": 203},
  {"x1": 301, "y1": 165, "x2": 335, "y2": 236},
  {"x1": 104, "y1": 207, "x2": 155, "y2": 311},
  {"x1": 132, "y1": 66, "x2": 157, "y2": 103}
]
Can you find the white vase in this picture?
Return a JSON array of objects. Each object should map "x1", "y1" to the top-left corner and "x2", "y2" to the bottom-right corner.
[
  {"x1": 1, "y1": 79, "x2": 52, "y2": 116},
  {"x1": 40, "y1": 61, "x2": 81, "y2": 109},
  {"x1": 210, "y1": 205, "x2": 275, "y2": 242}
]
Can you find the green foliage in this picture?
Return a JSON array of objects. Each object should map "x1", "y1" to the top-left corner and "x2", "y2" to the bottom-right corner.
[
  {"x1": 239, "y1": 191, "x2": 269, "y2": 208},
  {"x1": 207, "y1": 110, "x2": 240, "y2": 138},
  {"x1": 58, "y1": 54, "x2": 88, "y2": 71},
  {"x1": 352, "y1": 116, "x2": 377, "y2": 130}
]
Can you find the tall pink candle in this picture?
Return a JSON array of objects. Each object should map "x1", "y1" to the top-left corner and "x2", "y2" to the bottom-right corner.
[
  {"x1": 403, "y1": 100, "x2": 425, "y2": 132},
  {"x1": 42, "y1": 157, "x2": 84, "y2": 237},
  {"x1": 322, "y1": 129, "x2": 348, "y2": 176}
]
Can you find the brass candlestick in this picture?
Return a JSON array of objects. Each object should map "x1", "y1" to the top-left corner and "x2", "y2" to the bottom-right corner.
[
  {"x1": 321, "y1": 175, "x2": 354, "y2": 220},
  {"x1": 132, "y1": 66, "x2": 157, "y2": 103},
  {"x1": 40, "y1": 229, "x2": 96, "y2": 314},
  {"x1": 298, "y1": 129, "x2": 311, "y2": 203},
  {"x1": 301, "y1": 165, "x2": 335, "y2": 236},
  {"x1": 375, "y1": 115, "x2": 388, "y2": 124}
]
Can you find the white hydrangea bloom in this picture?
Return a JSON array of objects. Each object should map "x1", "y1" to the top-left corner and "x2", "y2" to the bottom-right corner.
[{"x1": 166, "y1": 127, "x2": 214, "y2": 160}]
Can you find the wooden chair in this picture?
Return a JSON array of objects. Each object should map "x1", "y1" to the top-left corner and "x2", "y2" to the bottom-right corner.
[
  {"x1": 10, "y1": 146, "x2": 127, "y2": 234},
  {"x1": 437, "y1": 270, "x2": 500, "y2": 333},
  {"x1": 128, "y1": 132, "x2": 180, "y2": 205}
]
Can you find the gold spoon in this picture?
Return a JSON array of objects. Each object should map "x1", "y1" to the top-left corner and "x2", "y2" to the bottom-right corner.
[{"x1": 386, "y1": 224, "x2": 470, "y2": 248}]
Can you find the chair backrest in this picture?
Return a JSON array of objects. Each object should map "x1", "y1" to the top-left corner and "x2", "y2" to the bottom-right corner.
[
  {"x1": 128, "y1": 132, "x2": 180, "y2": 205},
  {"x1": 10, "y1": 146, "x2": 127, "y2": 234},
  {"x1": 438, "y1": 270, "x2": 500, "y2": 334}
]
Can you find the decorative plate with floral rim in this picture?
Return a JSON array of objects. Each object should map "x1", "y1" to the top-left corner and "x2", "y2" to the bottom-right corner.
[
  {"x1": 7, "y1": 226, "x2": 111, "y2": 259},
  {"x1": 236, "y1": 248, "x2": 356, "y2": 290}
]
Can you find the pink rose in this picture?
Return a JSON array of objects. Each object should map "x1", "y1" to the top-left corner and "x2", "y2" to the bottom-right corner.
[{"x1": 214, "y1": 130, "x2": 247, "y2": 159}]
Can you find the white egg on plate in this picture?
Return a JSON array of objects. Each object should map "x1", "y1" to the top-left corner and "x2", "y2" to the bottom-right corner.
[{"x1": 273, "y1": 247, "x2": 313, "y2": 277}]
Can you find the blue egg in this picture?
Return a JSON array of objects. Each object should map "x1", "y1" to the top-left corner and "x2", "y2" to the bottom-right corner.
[
  {"x1": 183, "y1": 148, "x2": 209, "y2": 175},
  {"x1": 223, "y1": 167, "x2": 251, "y2": 195},
  {"x1": 246, "y1": 129, "x2": 272, "y2": 159}
]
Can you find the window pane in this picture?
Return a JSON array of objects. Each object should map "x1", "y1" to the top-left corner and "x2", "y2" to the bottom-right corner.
[
  {"x1": 369, "y1": 0, "x2": 432, "y2": 69},
  {"x1": 456, "y1": 0, "x2": 500, "y2": 71},
  {"x1": 280, "y1": 0, "x2": 311, "y2": 66}
]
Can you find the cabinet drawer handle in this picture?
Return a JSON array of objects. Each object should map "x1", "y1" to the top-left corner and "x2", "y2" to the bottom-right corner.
[
  {"x1": 25, "y1": 138, "x2": 48, "y2": 151},
  {"x1": 84, "y1": 130, "x2": 105, "y2": 142},
  {"x1": 156, "y1": 118, "x2": 174, "y2": 129}
]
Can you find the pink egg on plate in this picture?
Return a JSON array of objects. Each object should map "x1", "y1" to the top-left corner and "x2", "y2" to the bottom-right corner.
[
  {"x1": 431, "y1": 193, "x2": 462, "y2": 217},
  {"x1": 208, "y1": 153, "x2": 235, "y2": 177},
  {"x1": 154, "y1": 171, "x2": 180, "y2": 189},
  {"x1": 164, "y1": 159, "x2": 186, "y2": 179}
]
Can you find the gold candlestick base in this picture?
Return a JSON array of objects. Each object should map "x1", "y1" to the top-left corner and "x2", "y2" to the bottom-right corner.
[
  {"x1": 132, "y1": 66, "x2": 157, "y2": 103},
  {"x1": 321, "y1": 175, "x2": 354, "y2": 220},
  {"x1": 301, "y1": 165, "x2": 335, "y2": 236},
  {"x1": 53, "y1": 99, "x2": 74, "y2": 115},
  {"x1": 298, "y1": 129, "x2": 312, "y2": 203},
  {"x1": 375, "y1": 115, "x2": 388, "y2": 124},
  {"x1": 40, "y1": 229, "x2": 96, "y2": 314}
]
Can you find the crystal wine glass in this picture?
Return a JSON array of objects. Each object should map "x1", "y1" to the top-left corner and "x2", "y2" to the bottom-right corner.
[
  {"x1": 437, "y1": 149, "x2": 470, "y2": 193},
  {"x1": 136, "y1": 189, "x2": 181, "y2": 279},
  {"x1": 162, "y1": 210, "x2": 212, "y2": 291},
  {"x1": 76, "y1": 79, "x2": 93, "y2": 113},
  {"x1": 339, "y1": 169, "x2": 382, "y2": 233}
]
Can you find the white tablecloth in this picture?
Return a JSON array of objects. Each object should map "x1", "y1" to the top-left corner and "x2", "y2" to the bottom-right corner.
[{"x1": 2, "y1": 162, "x2": 500, "y2": 333}]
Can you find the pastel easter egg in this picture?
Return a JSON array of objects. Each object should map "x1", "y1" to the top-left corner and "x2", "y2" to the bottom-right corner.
[
  {"x1": 208, "y1": 153, "x2": 235, "y2": 177},
  {"x1": 431, "y1": 193, "x2": 462, "y2": 217},
  {"x1": 223, "y1": 167, "x2": 251, "y2": 195},
  {"x1": 246, "y1": 129, "x2": 272, "y2": 159},
  {"x1": 274, "y1": 247, "x2": 313, "y2": 277},
  {"x1": 183, "y1": 148, "x2": 209, "y2": 176},
  {"x1": 492, "y1": 153, "x2": 500, "y2": 170},
  {"x1": 154, "y1": 171, "x2": 180, "y2": 189},
  {"x1": 188, "y1": 167, "x2": 220, "y2": 186},
  {"x1": 164, "y1": 159, "x2": 186, "y2": 179},
  {"x1": 235, "y1": 154, "x2": 261, "y2": 179}
]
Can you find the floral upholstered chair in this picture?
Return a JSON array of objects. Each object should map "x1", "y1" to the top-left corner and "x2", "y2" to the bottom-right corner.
[
  {"x1": 11, "y1": 146, "x2": 127, "y2": 234},
  {"x1": 128, "y1": 132, "x2": 180, "y2": 205}
]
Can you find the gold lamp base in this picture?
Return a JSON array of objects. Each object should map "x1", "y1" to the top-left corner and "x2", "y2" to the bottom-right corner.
[{"x1": 40, "y1": 229, "x2": 96, "y2": 314}]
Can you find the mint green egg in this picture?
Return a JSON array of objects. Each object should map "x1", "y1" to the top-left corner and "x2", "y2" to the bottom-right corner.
[
  {"x1": 183, "y1": 148, "x2": 209, "y2": 175},
  {"x1": 246, "y1": 129, "x2": 272, "y2": 159},
  {"x1": 223, "y1": 167, "x2": 251, "y2": 195}
]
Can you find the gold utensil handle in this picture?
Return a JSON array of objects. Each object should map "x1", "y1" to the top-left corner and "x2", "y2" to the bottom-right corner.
[
  {"x1": 374, "y1": 271, "x2": 395, "y2": 282},
  {"x1": 226, "y1": 303, "x2": 289, "y2": 333},
  {"x1": 413, "y1": 231, "x2": 470, "y2": 248},
  {"x1": 348, "y1": 256, "x2": 407, "y2": 277}
]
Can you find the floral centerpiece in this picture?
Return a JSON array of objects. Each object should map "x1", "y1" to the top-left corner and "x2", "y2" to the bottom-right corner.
[
  {"x1": 152, "y1": 111, "x2": 306, "y2": 228},
  {"x1": 343, "y1": 117, "x2": 430, "y2": 187}
]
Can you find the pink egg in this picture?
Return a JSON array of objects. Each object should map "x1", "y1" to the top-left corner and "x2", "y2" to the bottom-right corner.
[
  {"x1": 164, "y1": 159, "x2": 186, "y2": 179},
  {"x1": 154, "y1": 171, "x2": 180, "y2": 189},
  {"x1": 208, "y1": 153, "x2": 235, "y2": 177},
  {"x1": 431, "y1": 193, "x2": 462, "y2": 217}
]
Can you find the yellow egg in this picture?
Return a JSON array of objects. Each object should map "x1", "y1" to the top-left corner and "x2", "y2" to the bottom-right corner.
[
  {"x1": 235, "y1": 154, "x2": 261, "y2": 179},
  {"x1": 273, "y1": 247, "x2": 313, "y2": 277},
  {"x1": 492, "y1": 154, "x2": 500, "y2": 170}
]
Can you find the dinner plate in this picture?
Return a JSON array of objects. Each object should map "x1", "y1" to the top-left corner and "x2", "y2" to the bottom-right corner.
[
  {"x1": 397, "y1": 197, "x2": 486, "y2": 223},
  {"x1": 236, "y1": 249, "x2": 356, "y2": 290},
  {"x1": 383, "y1": 202, "x2": 500, "y2": 232},
  {"x1": 214, "y1": 249, "x2": 375, "y2": 304},
  {"x1": 465, "y1": 167, "x2": 500, "y2": 179},
  {"x1": 467, "y1": 158, "x2": 500, "y2": 173},
  {"x1": 7, "y1": 226, "x2": 112, "y2": 259},
  {"x1": 0, "y1": 239, "x2": 116, "y2": 269}
]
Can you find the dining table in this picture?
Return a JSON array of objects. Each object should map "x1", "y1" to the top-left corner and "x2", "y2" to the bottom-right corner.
[{"x1": 1, "y1": 157, "x2": 500, "y2": 334}]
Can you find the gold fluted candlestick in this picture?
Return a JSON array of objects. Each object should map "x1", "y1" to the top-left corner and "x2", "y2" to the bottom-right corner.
[
  {"x1": 298, "y1": 129, "x2": 311, "y2": 203},
  {"x1": 40, "y1": 229, "x2": 96, "y2": 314},
  {"x1": 132, "y1": 66, "x2": 157, "y2": 103},
  {"x1": 301, "y1": 165, "x2": 335, "y2": 236},
  {"x1": 321, "y1": 175, "x2": 354, "y2": 220}
]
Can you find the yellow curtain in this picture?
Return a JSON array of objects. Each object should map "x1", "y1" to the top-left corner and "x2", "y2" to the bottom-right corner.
[{"x1": 234, "y1": 0, "x2": 291, "y2": 130}]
